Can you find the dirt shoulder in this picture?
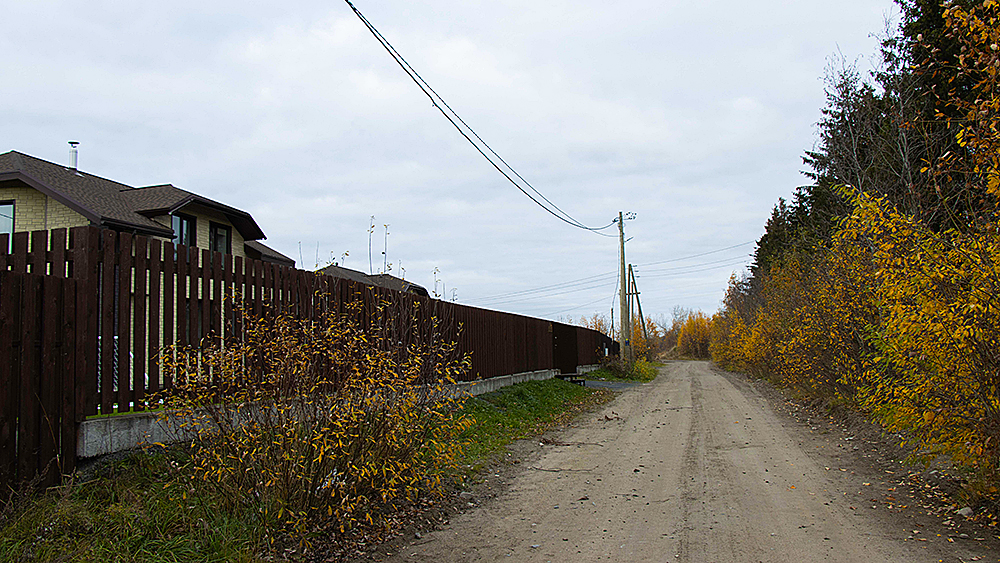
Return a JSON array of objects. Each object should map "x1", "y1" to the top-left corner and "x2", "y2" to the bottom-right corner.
[{"x1": 363, "y1": 362, "x2": 999, "y2": 562}]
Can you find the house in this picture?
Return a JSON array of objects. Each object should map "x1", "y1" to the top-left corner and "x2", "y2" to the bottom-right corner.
[
  {"x1": 0, "y1": 150, "x2": 294, "y2": 267},
  {"x1": 317, "y1": 264, "x2": 430, "y2": 298}
]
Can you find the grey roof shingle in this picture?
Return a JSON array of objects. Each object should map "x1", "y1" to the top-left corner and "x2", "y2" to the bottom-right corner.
[
  {"x1": 245, "y1": 240, "x2": 295, "y2": 267},
  {"x1": 0, "y1": 150, "x2": 173, "y2": 236},
  {"x1": 316, "y1": 265, "x2": 429, "y2": 297},
  {"x1": 0, "y1": 150, "x2": 265, "y2": 240}
]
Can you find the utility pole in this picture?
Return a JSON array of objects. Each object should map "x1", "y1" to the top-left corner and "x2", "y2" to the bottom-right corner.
[
  {"x1": 618, "y1": 211, "x2": 632, "y2": 362},
  {"x1": 629, "y1": 265, "x2": 649, "y2": 341}
]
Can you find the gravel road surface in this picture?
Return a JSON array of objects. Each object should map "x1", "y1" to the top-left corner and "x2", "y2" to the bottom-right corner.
[{"x1": 384, "y1": 361, "x2": 990, "y2": 562}]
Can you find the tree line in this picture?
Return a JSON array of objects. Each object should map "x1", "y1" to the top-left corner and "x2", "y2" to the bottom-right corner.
[{"x1": 712, "y1": 0, "x2": 1000, "y2": 506}]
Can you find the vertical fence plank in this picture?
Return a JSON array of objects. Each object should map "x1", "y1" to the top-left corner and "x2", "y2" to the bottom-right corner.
[
  {"x1": 39, "y1": 276, "x2": 60, "y2": 485},
  {"x1": 99, "y1": 229, "x2": 116, "y2": 415},
  {"x1": 60, "y1": 279, "x2": 77, "y2": 478},
  {"x1": 200, "y1": 249, "x2": 211, "y2": 347},
  {"x1": 211, "y1": 252, "x2": 222, "y2": 346},
  {"x1": 18, "y1": 274, "x2": 40, "y2": 482},
  {"x1": 263, "y1": 262, "x2": 273, "y2": 314},
  {"x1": 232, "y1": 256, "x2": 243, "y2": 343},
  {"x1": 70, "y1": 227, "x2": 99, "y2": 418},
  {"x1": 253, "y1": 260, "x2": 264, "y2": 319},
  {"x1": 29, "y1": 230, "x2": 47, "y2": 276},
  {"x1": 11, "y1": 232, "x2": 27, "y2": 273},
  {"x1": 50, "y1": 229, "x2": 66, "y2": 278},
  {"x1": 0, "y1": 233, "x2": 9, "y2": 271},
  {"x1": 0, "y1": 273, "x2": 20, "y2": 488},
  {"x1": 188, "y1": 246, "x2": 200, "y2": 346},
  {"x1": 117, "y1": 233, "x2": 133, "y2": 412},
  {"x1": 147, "y1": 240, "x2": 161, "y2": 395},
  {"x1": 132, "y1": 236, "x2": 147, "y2": 410},
  {"x1": 175, "y1": 244, "x2": 187, "y2": 349},
  {"x1": 164, "y1": 243, "x2": 177, "y2": 390},
  {"x1": 223, "y1": 254, "x2": 233, "y2": 344}
]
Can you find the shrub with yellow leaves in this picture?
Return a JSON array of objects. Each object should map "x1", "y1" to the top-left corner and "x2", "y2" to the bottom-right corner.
[{"x1": 155, "y1": 292, "x2": 472, "y2": 543}]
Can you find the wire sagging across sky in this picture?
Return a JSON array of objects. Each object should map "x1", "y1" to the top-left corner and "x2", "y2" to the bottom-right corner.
[
  {"x1": 469, "y1": 241, "x2": 754, "y2": 309},
  {"x1": 344, "y1": 1, "x2": 616, "y2": 236}
]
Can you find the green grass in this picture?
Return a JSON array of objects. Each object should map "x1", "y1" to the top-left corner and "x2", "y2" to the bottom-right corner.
[
  {"x1": 585, "y1": 358, "x2": 661, "y2": 383},
  {"x1": 457, "y1": 378, "x2": 614, "y2": 463},
  {"x1": 0, "y1": 450, "x2": 264, "y2": 563},
  {"x1": 1, "y1": 378, "x2": 617, "y2": 562}
]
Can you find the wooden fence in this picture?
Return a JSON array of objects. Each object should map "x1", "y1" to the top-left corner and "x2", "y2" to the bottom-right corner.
[
  {"x1": 0, "y1": 271, "x2": 82, "y2": 489},
  {"x1": 0, "y1": 226, "x2": 616, "y2": 490}
]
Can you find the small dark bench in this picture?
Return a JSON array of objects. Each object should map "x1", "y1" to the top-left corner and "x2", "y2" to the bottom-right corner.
[{"x1": 557, "y1": 373, "x2": 587, "y2": 386}]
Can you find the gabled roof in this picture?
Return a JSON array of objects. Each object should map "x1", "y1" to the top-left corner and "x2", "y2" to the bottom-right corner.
[
  {"x1": 0, "y1": 150, "x2": 265, "y2": 240},
  {"x1": 245, "y1": 240, "x2": 295, "y2": 268},
  {"x1": 316, "y1": 264, "x2": 430, "y2": 297},
  {"x1": 123, "y1": 184, "x2": 265, "y2": 241}
]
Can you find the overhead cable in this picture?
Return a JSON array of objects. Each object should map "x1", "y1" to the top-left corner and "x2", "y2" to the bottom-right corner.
[
  {"x1": 635, "y1": 241, "x2": 754, "y2": 267},
  {"x1": 344, "y1": 1, "x2": 615, "y2": 236}
]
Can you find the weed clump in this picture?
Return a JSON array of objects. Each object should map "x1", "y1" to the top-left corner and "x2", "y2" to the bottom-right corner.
[{"x1": 589, "y1": 356, "x2": 658, "y2": 383}]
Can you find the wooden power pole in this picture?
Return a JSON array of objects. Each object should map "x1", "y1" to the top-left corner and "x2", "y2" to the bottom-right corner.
[
  {"x1": 618, "y1": 211, "x2": 632, "y2": 362},
  {"x1": 629, "y1": 264, "x2": 649, "y2": 341}
]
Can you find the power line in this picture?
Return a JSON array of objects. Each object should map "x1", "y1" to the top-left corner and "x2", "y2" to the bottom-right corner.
[
  {"x1": 637, "y1": 257, "x2": 750, "y2": 279},
  {"x1": 470, "y1": 244, "x2": 751, "y2": 305},
  {"x1": 635, "y1": 255, "x2": 751, "y2": 275},
  {"x1": 344, "y1": 1, "x2": 615, "y2": 236},
  {"x1": 475, "y1": 278, "x2": 619, "y2": 307},
  {"x1": 468, "y1": 270, "x2": 617, "y2": 304},
  {"x1": 542, "y1": 295, "x2": 614, "y2": 318},
  {"x1": 635, "y1": 241, "x2": 754, "y2": 267}
]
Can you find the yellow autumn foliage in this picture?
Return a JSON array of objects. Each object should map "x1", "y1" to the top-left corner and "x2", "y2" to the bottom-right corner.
[
  {"x1": 713, "y1": 1, "x2": 1000, "y2": 499},
  {"x1": 676, "y1": 311, "x2": 712, "y2": 359}
]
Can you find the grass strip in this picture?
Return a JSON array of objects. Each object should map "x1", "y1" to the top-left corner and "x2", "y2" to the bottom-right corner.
[
  {"x1": 457, "y1": 377, "x2": 616, "y2": 464},
  {"x1": 0, "y1": 449, "x2": 264, "y2": 563},
  {"x1": 0, "y1": 378, "x2": 618, "y2": 562}
]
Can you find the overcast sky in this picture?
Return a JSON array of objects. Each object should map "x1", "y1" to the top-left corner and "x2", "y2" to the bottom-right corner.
[{"x1": 2, "y1": 0, "x2": 899, "y2": 324}]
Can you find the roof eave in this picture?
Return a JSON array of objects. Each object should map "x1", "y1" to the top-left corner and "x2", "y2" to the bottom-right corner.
[
  {"x1": 0, "y1": 170, "x2": 174, "y2": 238},
  {"x1": 171, "y1": 195, "x2": 266, "y2": 241},
  {"x1": 0, "y1": 170, "x2": 103, "y2": 225}
]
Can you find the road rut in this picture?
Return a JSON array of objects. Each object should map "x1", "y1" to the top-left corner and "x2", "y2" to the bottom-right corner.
[{"x1": 385, "y1": 361, "x2": 973, "y2": 562}]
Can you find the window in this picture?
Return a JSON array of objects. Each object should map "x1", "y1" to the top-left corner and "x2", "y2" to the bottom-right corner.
[
  {"x1": 0, "y1": 201, "x2": 13, "y2": 240},
  {"x1": 172, "y1": 214, "x2": 196, "y2": 247},
  {"x1": 210, "y1": 222, "x2": 231, "y2": 254}
]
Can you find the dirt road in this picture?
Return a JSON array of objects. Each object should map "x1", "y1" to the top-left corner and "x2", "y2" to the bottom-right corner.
[{"x1": 385, "y1": 362, "x2": 990, "y2": 562}]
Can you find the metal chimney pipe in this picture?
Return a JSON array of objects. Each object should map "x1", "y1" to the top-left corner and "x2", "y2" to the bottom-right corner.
[{"x1": 68, "y1": 141, "x2": 79, "y2": 169}]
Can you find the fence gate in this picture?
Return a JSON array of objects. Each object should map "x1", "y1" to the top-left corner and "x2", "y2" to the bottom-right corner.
[{"x1": 0, "y1": 271, "x2": 82, "y2": 493}]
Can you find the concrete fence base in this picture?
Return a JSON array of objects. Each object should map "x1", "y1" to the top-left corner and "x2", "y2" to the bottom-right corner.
[
  {"x1": 449, "y1": 369, "x2": 559, "y2": 398},
  {"x1": 77, "y1": 367, "x2": 589, "y2": 459}
]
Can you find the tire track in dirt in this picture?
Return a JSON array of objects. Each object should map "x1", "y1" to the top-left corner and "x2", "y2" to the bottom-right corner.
[{"x1": 377, "y1": 362, "x2": 985, "y2": 562}]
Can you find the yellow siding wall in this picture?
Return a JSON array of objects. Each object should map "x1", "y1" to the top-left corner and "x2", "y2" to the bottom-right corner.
[{"x1": 0, "y1": 185, "x2": 90, "y2": 232}]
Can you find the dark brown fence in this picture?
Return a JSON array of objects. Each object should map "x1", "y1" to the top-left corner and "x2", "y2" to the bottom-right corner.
[
  {"x1": 0, "y1": 227, "x2": 614, "y2": 415},
  {"x1": 0, "y1": 271, "x2": 83, "y2": 489}
]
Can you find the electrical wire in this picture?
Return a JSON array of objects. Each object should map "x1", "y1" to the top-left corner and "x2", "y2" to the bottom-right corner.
[
  {"x1": 635, "y1": 254, "x2": 751, "y2": 275},
  {"x1": 637, "y1": 257, "x2": 750, "y2": 279},
  {"x1": 542, "y1": 294, "x2": 614, "y2": 318},
  {"x1": 344, "y1": 1, "x2": 616, "y2": 236},
  {"x1": 468, "y1": 270, "x2": 617, "y2": 304},
  {"x1": 475, "y1": 278, "x2": 619, "y2": 306},
  {"x1": 635, "y1": 241, "x2": 754, "y2": 267},
  {"x1": 470, "y1": 246, "x2": 751, "y2": 305}
]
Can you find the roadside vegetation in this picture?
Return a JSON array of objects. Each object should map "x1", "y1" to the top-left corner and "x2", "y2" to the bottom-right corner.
[
  {"x1": 711, "y1": 0, "x2": 1000, "y2": 516},
  {"x1": 585, "y1": 357, "x2": 659, "y2": 383},
  {"x1": 457, "y1": 378, "x2": 615, "y2": 464},
  {"x1": 0, "y1": 299, "x2": 621, "y2": 562}
]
